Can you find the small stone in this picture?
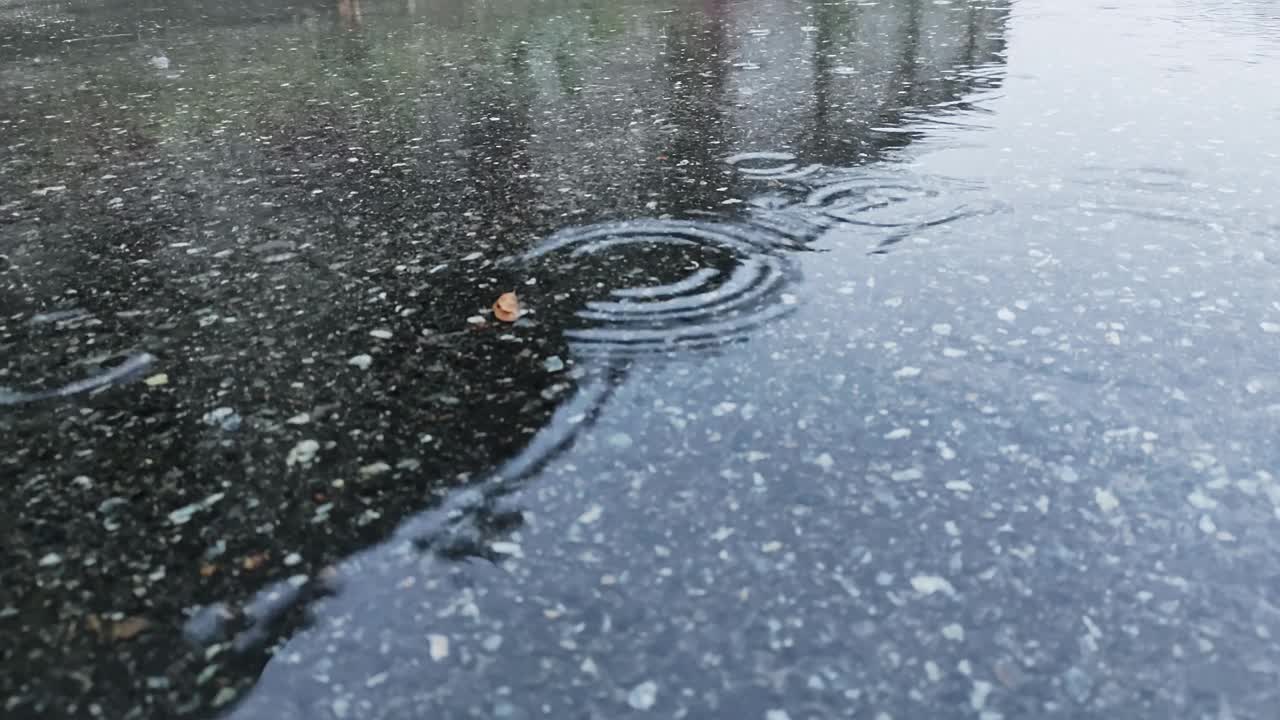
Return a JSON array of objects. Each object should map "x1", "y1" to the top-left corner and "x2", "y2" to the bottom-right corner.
[
  {"x1": 971, "y1": 680, "x2": 993, "y2": 711},
  {"x1": 765, "y1": 711, "x2": 792, "y2": 720},
  {"x1": 38, "y1": 553, "x2": 63, "y2": 567},
  {"x1": 202, "y1": 407, "x2": 241, "y2": 431},
  {"x1": 997, "y1": 307, "x2": 1016, "y2": 323},
  {"x1": 211, "y1": 687, "x2": 237, "y2": 708},
  {"x1": 347, "y1": 354, "x2": 373, "y2": 370},
  {"x1": 628, "y1": 681, "x2": 658, "y2": 711},
  {"x1": 283, "y1": 553, "x2": 302, "y2": 567},
  {"x1": 814, "y1": 453, "x2": 834, "y2": 470},
  {"x1": 1260, "y1": 322, "x2": 1280, "y2": 334},
  {"x1": 910, "y1": 575, "x2": 956, "y2": 597},
  {"x1": 1187, "y1": 490, "x2": 1217, "y2": 510},
  {"x1": 286, "y1": 440, "x2": 320, "y2": 467},
  {"x1": 286, "y1": 413, "x2": 310, "y2": 425},
  {"x1": 144, "y1": 373, "x2": 169, "y2": 387},
  {"x1": 893, "y1": 366, "x2": 922, "y2": 379},
  {"x1": 369, "y1": 329, "x2": 393, "y2": 339},
  {"x1": 607, "y1": 432, "x2": 633, "y2": 449},
  {"x1": 491, "y1": 541, "x2": 523, "y2": 556},
  {"x1": 942, "y1": 623, "x2": 965, "y2": 641},
  {"x1": 1198, "y1": 514, "x2": 1217, "y2": 534},
  {"x1": 543, "y1": 355, "x2": 565, "y2": 372},
  {"x1": 1094, "y1": 488, "x2": 1120, "y2": 513},
  {"x1": 577, "y1": 504, "x2": 603, "y2": 525},
  {"x1": 428, "y1": 634, "x2": 449, "y2": 661},
  {"x1": 359, "y1": 462, "x2": 391, "y2": 479},
  {"x1": 932, "y1": 323, "x2": 953, "y2": 336}
]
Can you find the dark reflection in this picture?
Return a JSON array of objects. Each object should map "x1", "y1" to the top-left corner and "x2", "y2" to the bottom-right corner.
[
  {"x1": 654, "y1": 0, "x2": 732, "y2": 212},
  {"x1": 0, "y1": 0, "x2": 1009, "y2": 717}
]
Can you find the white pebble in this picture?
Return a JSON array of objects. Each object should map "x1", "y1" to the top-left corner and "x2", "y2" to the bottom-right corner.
[
  {"x1": 1187, "y1": 490, "x2": 1217, "y2": 510},
  {"x1": 347, "y1": 354, "x2": 373, "y2": 370},
  {"x1": 286, "y1": 439, "x2": 320, "y2": 467},
  {"x1": 491, "y1": 541, "x2": 523, "y2": 556},
  {"x1": 971, "y1": 680, "x2": 993, "y2": 711},
  {"x1": 577, "y1": 504, "x2": 603, "y2": 525},
  {"x1": 628, "y1": 681, "x2": 658, "y2": 710},
  {"x1": 359, "y1": 462, "x2": 391, "y2": 478},
  {"x1": 1199, "y1": 514, "x2": 1217, "y2": 534},
  {"x1": 428, "y1": 634, "x2": 449, "y2": 661},
  {"x1": 1094, "y1": 487, "x2": 1120, "y2": 513},
  {"x1": 910, "y1": 575, "x2": 956, "y2": 597}
]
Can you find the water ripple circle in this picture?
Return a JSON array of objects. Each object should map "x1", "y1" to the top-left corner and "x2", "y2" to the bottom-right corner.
[
  {"x1": 520, "y1": 219, "x2": 800, "y2": 359},
  {"x1": 725, "y1": 151, "x2": 823, "y2": 181},
  {"x1": 804, "y1": 170, "x2": 1003, "y2": 248}
]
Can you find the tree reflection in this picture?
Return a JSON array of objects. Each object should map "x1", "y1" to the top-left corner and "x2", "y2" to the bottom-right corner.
[{"x1": 0, "y1": 2, "x2": 1014, "y2": 718}]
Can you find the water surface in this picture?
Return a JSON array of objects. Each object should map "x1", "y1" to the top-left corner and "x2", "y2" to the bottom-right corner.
[{"x1": 2, "y1": 0, "x2": 1280, "y2": 718}]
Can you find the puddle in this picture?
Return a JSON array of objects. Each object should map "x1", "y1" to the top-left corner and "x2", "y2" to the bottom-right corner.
[{"x1": 4, "y1": 0, "x2": 1280, "y2": 718}]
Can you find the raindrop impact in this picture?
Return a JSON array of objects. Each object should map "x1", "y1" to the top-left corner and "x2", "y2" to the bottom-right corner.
[
  {"x1": 517, "y1": 218, "x2": 809, "y2": 359},
  {"x1": 725, "y1": 151, "x2": 823, "y2": 181}
]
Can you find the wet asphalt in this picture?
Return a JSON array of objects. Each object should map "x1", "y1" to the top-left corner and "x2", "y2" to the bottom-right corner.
[{"x1": 3, "y1": 0, "x2": 1280, "y2": 718}]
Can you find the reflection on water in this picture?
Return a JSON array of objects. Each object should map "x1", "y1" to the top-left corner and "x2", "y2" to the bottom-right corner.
[{"x1": 0, "y1": 0, "x2": 1013, "y2": 717}]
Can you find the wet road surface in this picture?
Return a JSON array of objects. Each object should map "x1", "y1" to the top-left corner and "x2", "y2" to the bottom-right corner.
[{"x1": 3, "y1": 0, "x2": 1280, "y2": 718}]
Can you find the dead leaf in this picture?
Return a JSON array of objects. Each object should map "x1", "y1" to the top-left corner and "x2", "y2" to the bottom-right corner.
[
  {"x1": 111, "y1": 616, "x2": 151, "y2": 640},
  {"x1": 242, "y1": 552, "x2": 269, "y2": 571},
  {"x1": 493, "y1": 292, "x2": 520, "y2": 323},
  {"x1": 199, "y1": 563, "x2": 218, "y2": 577}
]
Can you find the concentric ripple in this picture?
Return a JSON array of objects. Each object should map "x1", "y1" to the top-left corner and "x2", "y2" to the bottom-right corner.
[
  {"x1": 804, "y1": 170, "x2": 1003, "y2": 248},
  {"x1": 725, "y1": 151, "x2": 823, "y2": 181},
  {"x1": 518, "y1": 219, "x2": 802, "y2": 359}
]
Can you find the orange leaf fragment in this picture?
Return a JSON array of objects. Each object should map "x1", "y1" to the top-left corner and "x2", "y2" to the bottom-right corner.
[
  {"x1": 493, "y1": 292, "x2": 520, "y2": 323},
  {"x1": 242, "y1": 552, "x2": 269, "y2": 571},
  {"x1": 111, "y1": 616, "x2": 152, "y2": 641}
]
